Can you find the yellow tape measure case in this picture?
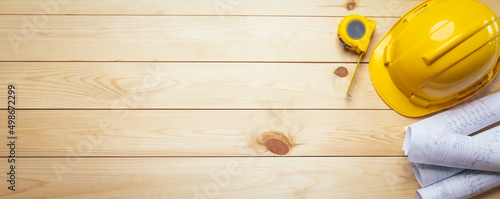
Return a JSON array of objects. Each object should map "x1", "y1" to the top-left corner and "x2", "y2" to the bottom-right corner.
[{"x1": 338, "y1": 15, "x2": 377, "y2": 54}]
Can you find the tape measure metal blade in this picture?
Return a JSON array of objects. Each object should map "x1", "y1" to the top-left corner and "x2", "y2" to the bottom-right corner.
[{"x1": 337, "y1": 15, "x2": 377, "y2": 96}]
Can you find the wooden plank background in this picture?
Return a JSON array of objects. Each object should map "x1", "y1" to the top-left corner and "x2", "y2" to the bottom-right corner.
[
  {"x1": 1, "y1": 0, "x2": 500, "y2": 198},
  {"x1": 0, "y1": 110, "x2": 418, "y2": 156}
]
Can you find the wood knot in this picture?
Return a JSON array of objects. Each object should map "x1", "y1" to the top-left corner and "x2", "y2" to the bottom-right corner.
[
  {"x1": 335, "y1": 66, "x2": 348, "y2": 77},
  {"x1": 346, "y1": 1, "x2": 357, "y2": 11},
  {"x1": 256, "y1": 131, "x2": 292, "y2": 155}
]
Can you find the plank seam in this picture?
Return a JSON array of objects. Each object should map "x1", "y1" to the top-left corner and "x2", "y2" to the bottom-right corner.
[
  {"x1": 0, "y1": 61, "x2": 370, "y2": 64},
  {"x1": 2, "y1": 156, "x2": 408, "y2": 158},
  {"x1": 0, "y1": 108, "x2": 393, "y2": 111},
  {"x1": 0, "y1": 14, "x2": 404, "y2": 18}
]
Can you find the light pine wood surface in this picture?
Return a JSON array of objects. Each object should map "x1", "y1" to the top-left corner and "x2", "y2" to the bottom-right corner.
[
  {"x1": 1, "y1": 0, "x2": 500, "y2": 198},
  {"x1": 1, "y1": 62, "x2": 499, "y2": 109},
  {"x1": 0, "y1": 110, "x2": 419, "y2": 156},
  {"x1": 0, "y1": 16, "x2": 392, "y2": 62},
  {"x1": 0, "y1": 62, "x2": 386, "y2": 109},
  {"x1": 0, "y1": 0, "x2": 498, "y2": 17},
  {"x1": 1, "y1": 158, "x2": 420, "y2": 198}
]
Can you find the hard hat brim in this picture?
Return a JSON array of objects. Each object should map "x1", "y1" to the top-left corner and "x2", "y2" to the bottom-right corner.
[{"x1": 369, "y1": 15, "x2": 500, "y2": 118}]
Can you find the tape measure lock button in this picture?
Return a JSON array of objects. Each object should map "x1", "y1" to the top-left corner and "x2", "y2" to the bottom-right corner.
[{"x1": 338, "y1": 37, "x2": 350, "y2": 48}]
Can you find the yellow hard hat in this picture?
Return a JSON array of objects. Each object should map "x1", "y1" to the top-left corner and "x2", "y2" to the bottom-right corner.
[{"x1": 369, "y1": 0, "x2": 500, "y2": 117}]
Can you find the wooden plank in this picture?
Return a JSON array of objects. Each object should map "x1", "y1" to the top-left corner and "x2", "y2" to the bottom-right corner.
[
  {"x1": 0, "y1": 157, "x2": 423, "y2": 198},
  {"x1": 2, "y1": 12, "x2": 500, "y2": 62},
  {"x1": 0, "y1": 110, "x2": 419, "y2": 156},
  {"x1": 0, "y1": 0, "x2": 422, "y2": 16},
  {"x1": 1, "y1": 157, "x2": 499, "y2": 198},
  {"x1": 482, "y1": 187, "x2": 500, "y2": 199},
  {"x1": 0, "y1": 16, "x2": 392, "y2": 62},
  {"x1": 0, "y1": 0, "x2": 498, "y2": 17},
  {"x1": 0, "y1": 62, "x2": 387, "y2": 109},
  {"x1": 2, "y1": 62, "x2": 500, "y2": 109}
]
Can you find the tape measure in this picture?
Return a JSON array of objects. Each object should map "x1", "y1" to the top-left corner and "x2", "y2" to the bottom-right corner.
[{"x1": 337, "y1": 15, "x2": 377, "y2": 97}]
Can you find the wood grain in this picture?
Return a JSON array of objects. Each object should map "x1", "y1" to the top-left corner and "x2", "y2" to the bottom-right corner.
[
  {"x1": 0, "y1": 1, "x2": 498, "y2": 62},
  {"x1": 2, "y1": 157, "x2": 499, "y2": 198},
  {"x1": 2, "y1": 62, "x2": 500, "y2": 109},
  {"x1": 0, "y1": 157, "x2": 421, "y2": 198},
  {"x1": 0, "y1": 16, "x2": 393, "y2": 62},
  {"x1": 0, "y1": 110, "x2": 418, "y2": 156},
  {"x1": 0, "y1": 0, "x2": 498, "y2": 17},
  {"x1": 0, "y1": 62, "x2": 384, "y2": 109},
  {"x1": 2, "y1": 1, "x2": 500, "y2": 198}
]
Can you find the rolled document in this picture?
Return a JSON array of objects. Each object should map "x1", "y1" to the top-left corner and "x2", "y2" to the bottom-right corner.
[
  {"x1": 417, "y1": 170, "x2": 500, "y2": 199},
  {"x1": 403, "y1": 91, "x2": 500, "y2": 155},
  {"x1": 407, "y1": 129, "x2": 500, "y2": 172},
  {"x1": 403, "y1": 92, "x2": 500, "y2": 187},
  {"x1": 410, "y1": 125, "x2": 500, "y2": 187},
  {"x1": 411, "y1": 163, "x2": 464, "y2": 188}
]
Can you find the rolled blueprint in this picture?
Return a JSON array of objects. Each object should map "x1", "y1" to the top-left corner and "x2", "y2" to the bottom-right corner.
[
  {"x1": 403, "y1": 92, "x2": 500, "y2": 187},
  {"x1": 410, "y1": 125, "x2": 500, "y2": 187},
  {"x1": 404, "y1": 91, "x2": 500, "y2": 155},
  {"x1": 407, "y1": 128, "x2": 500, "y2": 172},
  {"x1": 417, "y1": 169, "x2": 500, "y2": 199},
  {"x1": 411, "y1": 163, "x2": 464, "y2": 188}
]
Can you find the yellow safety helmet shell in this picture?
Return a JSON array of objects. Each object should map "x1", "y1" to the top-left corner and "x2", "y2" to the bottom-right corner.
[{"x1": 369, "y1": 0, "x2": 500, "y2": 117}]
